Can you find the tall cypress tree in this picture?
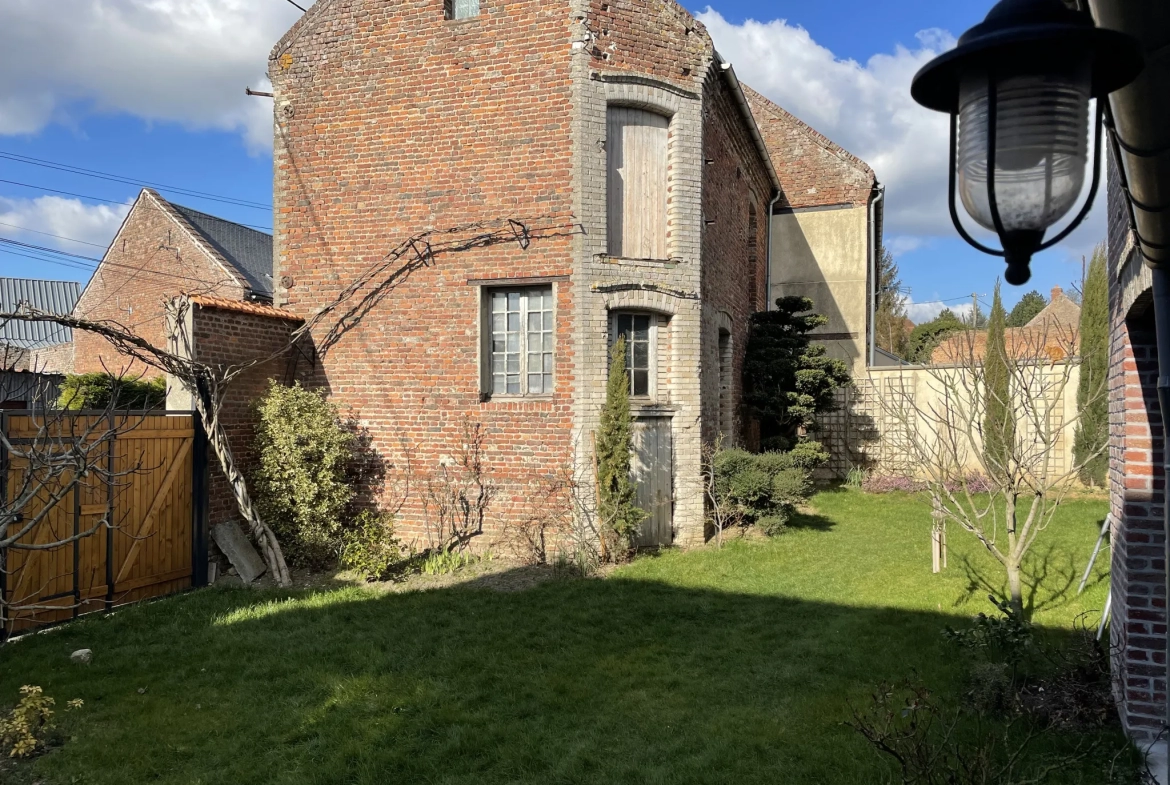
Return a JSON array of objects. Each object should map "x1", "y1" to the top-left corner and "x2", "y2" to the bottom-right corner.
[
  {"x1": 1074, "y1": 245, "x2": 1109, "y2": 485},
  {"x1": 983, "y1": 281, "x2": 1014, "y2": 479},
  {"x1": 596, "y1": 336, "x2": 645, "y2": 553}
]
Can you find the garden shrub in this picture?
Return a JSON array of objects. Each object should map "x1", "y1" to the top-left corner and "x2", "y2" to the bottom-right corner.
[
  {"x1": 0, "y1": 686, "x2": 82, "y2": 759},
  {"x1": 252, "y1": 381, "x2": 357, "y2": 568},
  {"x1": 339, "y1": 510, "x2": 401, "y2": 581},
  {"x1": 712, "y1": 444, "x2": 823, "y2": 535},
  {"x1": 57, "y1": 373, "x2": 166, "y2": 411}
]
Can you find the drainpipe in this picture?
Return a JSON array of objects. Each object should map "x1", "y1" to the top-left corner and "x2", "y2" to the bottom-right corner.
[
  {"x1": 765, "y1": 191, "x2": 781, "y2": 310},
  {"x1": 867, "y1": 183, "x2": 886, "y2": 367}
]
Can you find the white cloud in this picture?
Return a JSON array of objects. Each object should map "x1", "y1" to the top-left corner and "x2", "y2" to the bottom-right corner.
[
  {"x1": 905, "y1": 298, "x2": 972, "y2": 324},
  {"x1": 0, "y1": 0, "x2": 309, "y2": 152},
  {"x1": 698, "y1": 9, "x2": 1105, "y2": 260},
  {"x1": 0, "y1": 196, "x2": 129, "y2": 255}
]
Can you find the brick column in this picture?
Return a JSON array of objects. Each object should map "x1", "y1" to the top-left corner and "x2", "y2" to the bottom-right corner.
[{"x1": 1110, "y1": 306, "x2": 1168, "y2": 739}]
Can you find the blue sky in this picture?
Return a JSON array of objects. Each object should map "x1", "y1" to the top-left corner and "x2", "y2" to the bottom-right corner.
[{"x1": 0, "y1": 0, "x2": 1101, "y2": 320}]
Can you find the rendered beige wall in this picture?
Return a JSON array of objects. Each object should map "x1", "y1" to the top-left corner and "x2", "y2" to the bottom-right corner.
[{"x1": 769, "y1": 204, "x2": 869, "y2": 375}]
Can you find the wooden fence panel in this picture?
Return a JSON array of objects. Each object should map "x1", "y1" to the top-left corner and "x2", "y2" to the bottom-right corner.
[{"x1": 1, "y1": 412, "x2": 206, "y2": 636}]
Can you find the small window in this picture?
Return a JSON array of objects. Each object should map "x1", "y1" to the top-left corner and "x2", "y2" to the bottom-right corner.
[
  {"x1": 445, "y1": 0, "x2": 479, "y2": 19},
  {"x1": 487, "y1": 287, "x2": 553, "y2": 396},
  {"x1": 611, "y1": 312, "x2": 654, "y2": 398},
  {"x1": 607, "y1": 107, "x2": 669, "y2": 259}
]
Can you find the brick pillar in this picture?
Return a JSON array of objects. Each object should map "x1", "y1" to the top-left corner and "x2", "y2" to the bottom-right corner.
[{"x1": 1110, "y1": 307, "x2": 1168, "y2": 739}]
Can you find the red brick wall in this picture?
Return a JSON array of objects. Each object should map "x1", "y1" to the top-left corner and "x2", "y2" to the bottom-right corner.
[
  {"x1": 73, "y1": 191, "x2": 246, "y2": 379},
  {"x1": 28, "y1": 341, "x2": 74, "y2": 375},
  {"x1": 587, "y1": 0, "x2": 710, "y2": 78},
  {"x1": 700, "y1": 73, "x2": 772, "y2": 445},
  {"x1": 743, "y1": 85, "x2": 874, "y2": 210},
  {"x1": 188, "y1": 302, "x2": 305, "y2": 526},
  {"x1": 271, "y1": 0, "x2": 577, "y2": 546},
  {"x1": 1108, "y1": 299, "x2": 1167, "y2": 739}
]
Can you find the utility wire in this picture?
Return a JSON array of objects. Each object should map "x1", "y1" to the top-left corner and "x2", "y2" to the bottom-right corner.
[
  {"x1": 0, "y1": 150, "x2": 272, "y2": 210},
  {"x1": 0, "y1": 220, "x2": 108, "y2": 248},
  {"x1": 0, "y1": 237, "x2": 244, "y2": 288},
  {"x1": 0, "y1": 178, "x2": 273, "y2": 232},
  {"x1": 282, "y1": 0, "x2": 307, "y2": 10}
]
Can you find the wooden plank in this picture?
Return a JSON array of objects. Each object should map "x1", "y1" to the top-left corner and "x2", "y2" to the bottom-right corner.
[{"x1": 114, "y1": 437, "x2": 192, "y2": 586}]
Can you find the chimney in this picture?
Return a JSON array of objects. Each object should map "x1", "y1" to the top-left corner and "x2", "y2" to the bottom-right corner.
[{"x1": 1051, "y1": 285, "x2": 1062, "y2": 302}]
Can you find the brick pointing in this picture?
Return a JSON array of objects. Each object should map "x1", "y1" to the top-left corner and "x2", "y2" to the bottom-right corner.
[
  {"x1": 1107, "y1": 145, "x2": 1167, "y2": 741},
  {"x1": 73, "y1": 190, "x2": 247, "y2": 379},
  {"x1": 188, "y1": 302, "x2": 306, "y2": 527}
]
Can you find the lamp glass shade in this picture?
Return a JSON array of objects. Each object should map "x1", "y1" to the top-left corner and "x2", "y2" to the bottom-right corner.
[{"x1": 957, "y1": 64, "x2": 1090, "y2": 234}]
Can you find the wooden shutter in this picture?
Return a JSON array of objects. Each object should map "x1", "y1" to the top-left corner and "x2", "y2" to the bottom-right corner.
[{"x1": 607, "y1": 108, "x2": 669, "y2": 259}]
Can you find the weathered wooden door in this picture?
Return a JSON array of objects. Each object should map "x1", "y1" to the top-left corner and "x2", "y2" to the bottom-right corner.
[{"x1": 631, "y1": 416, "x2": 673, "y2": 548}]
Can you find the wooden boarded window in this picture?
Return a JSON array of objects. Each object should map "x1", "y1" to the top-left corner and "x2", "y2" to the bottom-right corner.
[
  {"x1": 607, "y1": 108, "x2": 669, "y2": 259},
  {"x1": 487, "y1": 286, "x2": 554, "y2": 396}
]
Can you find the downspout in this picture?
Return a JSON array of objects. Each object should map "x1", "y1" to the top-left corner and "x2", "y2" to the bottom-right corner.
[
  {"x1": 1086, "y1": 0, "x2": 1170, "y2": 768},
  {"x1": 868, "y1": 183, "x2": 886, "y2": 368},
  {"x1": 765, "y1": 191, "x2": 781, "y2": 310}
]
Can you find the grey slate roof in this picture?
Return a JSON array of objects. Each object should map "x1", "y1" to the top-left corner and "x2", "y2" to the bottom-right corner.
[
  {"x1": 0, "y1": 278, "x2": 80, "y2": 349},
  {"x1": 171, "y1": 204, "x2": 274, "y2": 297}
]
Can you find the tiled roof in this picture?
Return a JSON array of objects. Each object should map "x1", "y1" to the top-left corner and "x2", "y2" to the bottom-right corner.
[
  {"x1": 931, "y1": 291, "x2": 1082, "y2": 365},
  {"x1": 189, "y1": 295, "x2": 304, "y2": 322},
  {"x1": 741, "y1": 84, "x2": 876, "y2": 209},
  {"x1": 170, "y1": 203, "x2": 274, "y2": 297},
  {"x1": 0, "y1": 278, "x2": 80, "y2": 349}
]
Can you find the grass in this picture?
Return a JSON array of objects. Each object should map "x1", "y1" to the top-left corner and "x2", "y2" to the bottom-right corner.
[{"x1": 0, "y1": 489, "x2": 1123, "y2": 784}]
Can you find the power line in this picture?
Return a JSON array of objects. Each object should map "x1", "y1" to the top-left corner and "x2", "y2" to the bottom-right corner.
[
  {"x1": 0, "y1": 150, "x2": 272, "y2": 210},
  {"x1": 0, "y1": 220, "x2": 107, "y2": 248},
  {"x1": 282, "y1": 0, "x2": 307, "y2": 10},
  {"x1": 0, "y1": 237, "x2": 244, "y2": 288},
  {"x1": 0, "y1": 178, "x2": 273, "y2": 232}
]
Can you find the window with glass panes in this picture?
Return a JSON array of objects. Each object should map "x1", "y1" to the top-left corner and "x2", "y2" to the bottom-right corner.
[
  {"x1": 445, "y1": 0, "x2": 479, "y2": 19},
  {"x1": 612, "y1": 312, "x2": 652, "y2": 397},
  {"x1": 489, "y1": 287, "x2": 553, "y2": 396}
]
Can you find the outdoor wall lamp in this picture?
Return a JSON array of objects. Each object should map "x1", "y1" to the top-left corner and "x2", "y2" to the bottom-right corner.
[{"x1": 911, "y1": 0, "x2": 1142, "y2": 285}]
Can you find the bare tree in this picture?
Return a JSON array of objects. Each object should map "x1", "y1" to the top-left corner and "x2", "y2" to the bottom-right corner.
[{"x1": 870, "y1": 323, "x2": 1106, "y2": 615}]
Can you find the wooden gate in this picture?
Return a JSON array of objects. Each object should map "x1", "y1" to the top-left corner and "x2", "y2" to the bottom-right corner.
[
  {"x1": 631, "y1": 416, "x2": 673, "y2": 548},
  {"x1": 0, "y1": 411, "x2": 208, "y2": 637}
]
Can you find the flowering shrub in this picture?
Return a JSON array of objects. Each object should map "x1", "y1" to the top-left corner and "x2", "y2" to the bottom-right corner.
[{"x1": 0, "y1": 685, "x2": 83, "y2": 759}]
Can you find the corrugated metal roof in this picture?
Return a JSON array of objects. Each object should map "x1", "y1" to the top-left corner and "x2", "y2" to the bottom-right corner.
[
  {"x1": 0, "y1": 278, "x2": 80, "y2": 349},
  {"x1": 171, "y1": 204, "x2": 273, "y2": 297}
]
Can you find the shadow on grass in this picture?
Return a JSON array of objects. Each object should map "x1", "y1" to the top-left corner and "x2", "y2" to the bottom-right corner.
[
  {"x1": 0, "y1": 565, "x2": 1127, "y2": 785},
  {"x1": 955, "y1": 543, "x2": 1097, "y2": 620},
  {"x1": 787, "y1": 510, "x2": 837, "y2": 532}
]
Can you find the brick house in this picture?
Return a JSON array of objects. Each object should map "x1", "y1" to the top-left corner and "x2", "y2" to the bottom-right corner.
[
  {"x1": 745, "y1": 87, "x2": 883, "y2": 377},
  {"x1": 1107, "y1": 150, "x2": 1168, "y2": 742},
  {"x1": 268, "y1": 0, "x2": 798, "y2": 547},
  {"x1": 72, "y1": 188, "x2": 274, "y2": 378}
]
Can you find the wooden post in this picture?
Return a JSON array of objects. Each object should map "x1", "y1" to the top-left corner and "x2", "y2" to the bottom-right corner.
[{"x1": 931, "y1": 497, "x2": 946, "y2": 574}]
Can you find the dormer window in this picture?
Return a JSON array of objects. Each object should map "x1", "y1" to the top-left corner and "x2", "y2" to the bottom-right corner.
[{"x1": 445, "y1": 0, "x2": 479, "y2": 20}]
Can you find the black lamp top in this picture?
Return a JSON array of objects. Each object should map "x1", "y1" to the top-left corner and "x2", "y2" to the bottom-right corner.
[{"x1": 911, "y1": 0, "x2": 1143, "y2": 114}]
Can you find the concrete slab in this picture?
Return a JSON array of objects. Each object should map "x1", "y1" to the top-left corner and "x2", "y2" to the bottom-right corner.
[{"x1": 210, "y1": 522, "x2": 267, "y2": 584}]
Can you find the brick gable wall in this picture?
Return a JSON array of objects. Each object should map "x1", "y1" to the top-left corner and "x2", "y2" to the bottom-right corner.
[
  {"x1": 271, "y1": 0, "x2": 578, "y2": 548},
  {"x1": 73, "y1": 191, "x2": 246, "y2": 379}
]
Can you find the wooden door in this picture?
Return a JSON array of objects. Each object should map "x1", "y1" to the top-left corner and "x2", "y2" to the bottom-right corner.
[
  {"x1": 606, "y1": 107, "x2": 669, "y2": 259},
  {"x1": 631, "y1": 416, "x2": 673, "y2": 548}
]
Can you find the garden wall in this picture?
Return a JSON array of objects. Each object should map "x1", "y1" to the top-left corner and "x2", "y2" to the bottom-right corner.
[{"x1": 815, "y1": 363, "x2": 1081, "y2": 481}]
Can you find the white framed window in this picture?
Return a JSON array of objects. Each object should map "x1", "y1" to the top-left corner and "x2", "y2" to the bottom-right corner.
[
  {"x1": 607, "y1": 107, "x2": 669, "y2": 259},
  {"x1": 486, "y1": 286, "x2": 553, "y2": 396},
  {"x1": 445, "y1": 0, "x2": 479, "y2": 19},
  {"x1": 610, "y1": 311, "x2": 656, "y2": 398}
]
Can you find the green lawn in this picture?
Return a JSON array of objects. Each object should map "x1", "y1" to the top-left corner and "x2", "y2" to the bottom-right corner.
[{"x1": 0, "y1": 489, "x2": 1122, "y2": 784}]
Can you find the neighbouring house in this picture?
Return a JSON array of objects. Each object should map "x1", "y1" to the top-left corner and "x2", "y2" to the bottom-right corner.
[
  {"x1": 930, "y1": 286, "x2": 1082, "y2": 365},
  {"x1": 745, "y1": 86, "x2": 884, "y2": 377},
  {"x1": 266, "y1": 0, "x2": 890, "y2": 549},
  {"x1": 0, "y1": 277, "x2": 79, "y2": 374},
  {"x1": 72, "y1": 188, "x2": 275, "y2": 379}
]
